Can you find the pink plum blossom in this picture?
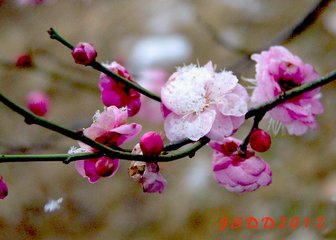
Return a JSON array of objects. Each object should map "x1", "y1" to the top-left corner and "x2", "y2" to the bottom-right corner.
[
  {"x1": 136, "y1": 68, "x2": 168, "y2": 123},
  {"x1": 72, "y1": 106, "x2": 142, "y2": 183},
  {"x1": 26, "y1": 91, "x2": 49, "y2": 116},
  {"x1": 0, "y1": 176, "x2": 8, "y2": 199},
  {"x1": 71, "y1": 42, "x2": 97, "y2": 65},
  {"x1": 209, "y1": 138, "x2": 272, "y2": 193},
  {"x1": 99, "y1": 61, "x2": 141, "y2": 117},
  {"x1": 128, "y1": 144, "x2": 167, "y2": 193},
  {"x1": 251, "y1": 46, "x2": 324, "y2": 135},
  {"x1": 75, "y1": 157, "x2": 119, "y2": 184},
  {"x1": 161, "y1": 61, "x2": 249, "y2": 141}
]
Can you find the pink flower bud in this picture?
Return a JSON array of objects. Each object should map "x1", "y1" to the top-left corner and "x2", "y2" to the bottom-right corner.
[
  {"x1": 71, "y1": 42, "x2": 97, "y2": 65},
  {"x1": 0, "y1": 176, "x2": 8, "y2": 199},
  {"x1": 16, "y1": 54, "x2": 32, "y2": 68},
  {"x1": 249, "y1": 129, "x2": 271, "y2": 152},
  {"x1": 140, "y1": 131, "x2": 164, "y2": 156},
  {"x1": 99, "y1": 62, "x2": 141, "y2": 117},
  {"x1": 26, "y1": 91, "x2": 49, "y2": 116}
]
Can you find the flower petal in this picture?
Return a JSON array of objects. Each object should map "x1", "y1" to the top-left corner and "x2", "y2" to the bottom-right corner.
[
  {"x1": 112, "y1": 123, "x2": 142, "y2": 146},
  {"x1": 207, "y1": 114, "x2": 234, "y2": 141}
]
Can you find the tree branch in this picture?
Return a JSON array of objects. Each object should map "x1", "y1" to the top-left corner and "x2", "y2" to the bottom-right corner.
[
  {"x1": 1, "y1": 68, "x2": 336, "y2": 163},
  {"x1": 0, "y1": 92, "x2": 208, "y2": 162},
  {"x1": 47, "y1": 28, "x2": 161, "y2": 102},
  {"x1": 229, "y1": 0, "x2": 333, "y2": 72}
]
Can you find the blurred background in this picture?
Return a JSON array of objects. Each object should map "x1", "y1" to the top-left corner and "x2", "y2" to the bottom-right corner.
[{"x1": 1, "y1": 0, "x2": 336, "y2": 239}]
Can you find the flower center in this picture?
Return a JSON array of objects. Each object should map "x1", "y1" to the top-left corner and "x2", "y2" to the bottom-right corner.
[
  {"x1": 95, "y1": 158, "x2": 115, "y2": 177},
  {"x1": 278, "y1": 78, "x2": 300, "y2": 92}
]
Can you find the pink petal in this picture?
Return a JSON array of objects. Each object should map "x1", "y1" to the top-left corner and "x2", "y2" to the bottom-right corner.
[
  {"x1": 212, "y1": 155, "x2": 232, "y2": 171},
  {"x1": 207, "y1": 114, "x2": 234, "y2": 141},
  {"x1": 213, "y1": 169, "x2": 239, "y2": 187},
  {"x1": 269, "y1": 107, "x2": 292, "y2": 123},
  {"x1": 84, "y1": 126, "x2": 106, "y2": 140},
  {"x1": 84, "y1": 160, "x2": 101, "y2": 183},
  {"x1": 164, "y1": 109, "x2": 216, "y2": 141},
  {"x1": 207, "y1": 71, "x2": 238, "y2": 99},
  {"x1": 75, "y1": 160, "x2": 86, "y2": 178},
  {"x1": 257, "y1": 172, "x2": 272, "y2": 186},
  {"x1": 101, "y1": 90, "x2": 124, "y2": 108},
  {"x1": 284, "y1": 102, "x2": 309, "y2": 119},
  {"x1": 240, "y1": 157, "x2": 266, "y2": 176},
  {"x1": 286, "y1": 121, "x2": 309, "y2": 135},
  {"x1": 224, "y1": 165, "x2": 258, "y2": 186},
  {"x1": 217, "y1": 93, "x2": 248, "y2": 117},
  {"x1": 112, "y1": 123, "x2": 142, "y2": 146}
]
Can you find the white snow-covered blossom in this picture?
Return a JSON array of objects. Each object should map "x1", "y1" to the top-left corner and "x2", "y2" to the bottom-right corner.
[{"x1": 161, "y1": 61, "x2": 249, "y2": 141}]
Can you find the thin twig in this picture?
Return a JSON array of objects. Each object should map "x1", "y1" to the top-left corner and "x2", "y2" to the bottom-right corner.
[
  {"x1": 47, "y1": 28, "x2": 161, "y2": 102},
  {"x1": 229, "y1": 0, "x2": 333, "y2": 72}
]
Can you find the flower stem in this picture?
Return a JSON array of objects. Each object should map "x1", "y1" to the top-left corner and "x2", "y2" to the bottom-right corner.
[{"x1": 47, "y1": 28, "x2": 161, "y2": 102}]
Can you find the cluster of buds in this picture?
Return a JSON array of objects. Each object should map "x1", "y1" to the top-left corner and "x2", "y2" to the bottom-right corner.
[{"x1": 128, "y1": 132, "x2": 166, "y2": 193}]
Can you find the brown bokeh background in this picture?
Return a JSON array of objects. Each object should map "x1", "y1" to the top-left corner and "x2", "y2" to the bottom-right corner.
[{"x1": 1, "y1": 0, "x2": 336, "y2": 239}]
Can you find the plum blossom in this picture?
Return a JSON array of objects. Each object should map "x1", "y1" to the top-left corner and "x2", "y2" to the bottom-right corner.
[
  {"x1": 99, "y1": 61, "x2": 141, "y2": 117},
  {"x1": 251, "y1": 46, "x2": 324, "y2": 135},
  {"x1": 26, "y1": 91, "x2": 49, "y2": 117},
  {"x1": 71, "y1": 42, "x2": 97, "y2": 65},
  {"x1": 75, "y1": 156, "x2": 119, "y2": 184},
  {"x1": 209, "y1": 138, "x2": 272, "y2": 193},
  {"x1": 0, "y1": 176, "x2": 8, "y2": 199},
  {"x1": 128, "y1": 144, "x2": 167, "y2": 193},
  {"x1": 72, "y1": 106, "x2": 142, "y2": 183},
  {"x1": 161, "y1": 61, "x2": 249, "y2": 141}
]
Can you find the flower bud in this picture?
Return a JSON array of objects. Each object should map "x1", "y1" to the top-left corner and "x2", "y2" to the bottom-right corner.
[
  {"x1": 0, "y1": 176, "x2": 8, "y2": 199},
  {"x1": 140, "y1": 131, "x2": 164, "y2": 156},
  {"x1": 16, "y1": 54, "x2": 32, "y2": 68},
  {"x1": 71, "y1": 42, "x2": 97, "y2": 65},
  {"x1": 249, "y1": 128, "x2": 271, "y2": 152},
  {"x1": 26, "y1": 91, "x2": 49, "y2": 116}
]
